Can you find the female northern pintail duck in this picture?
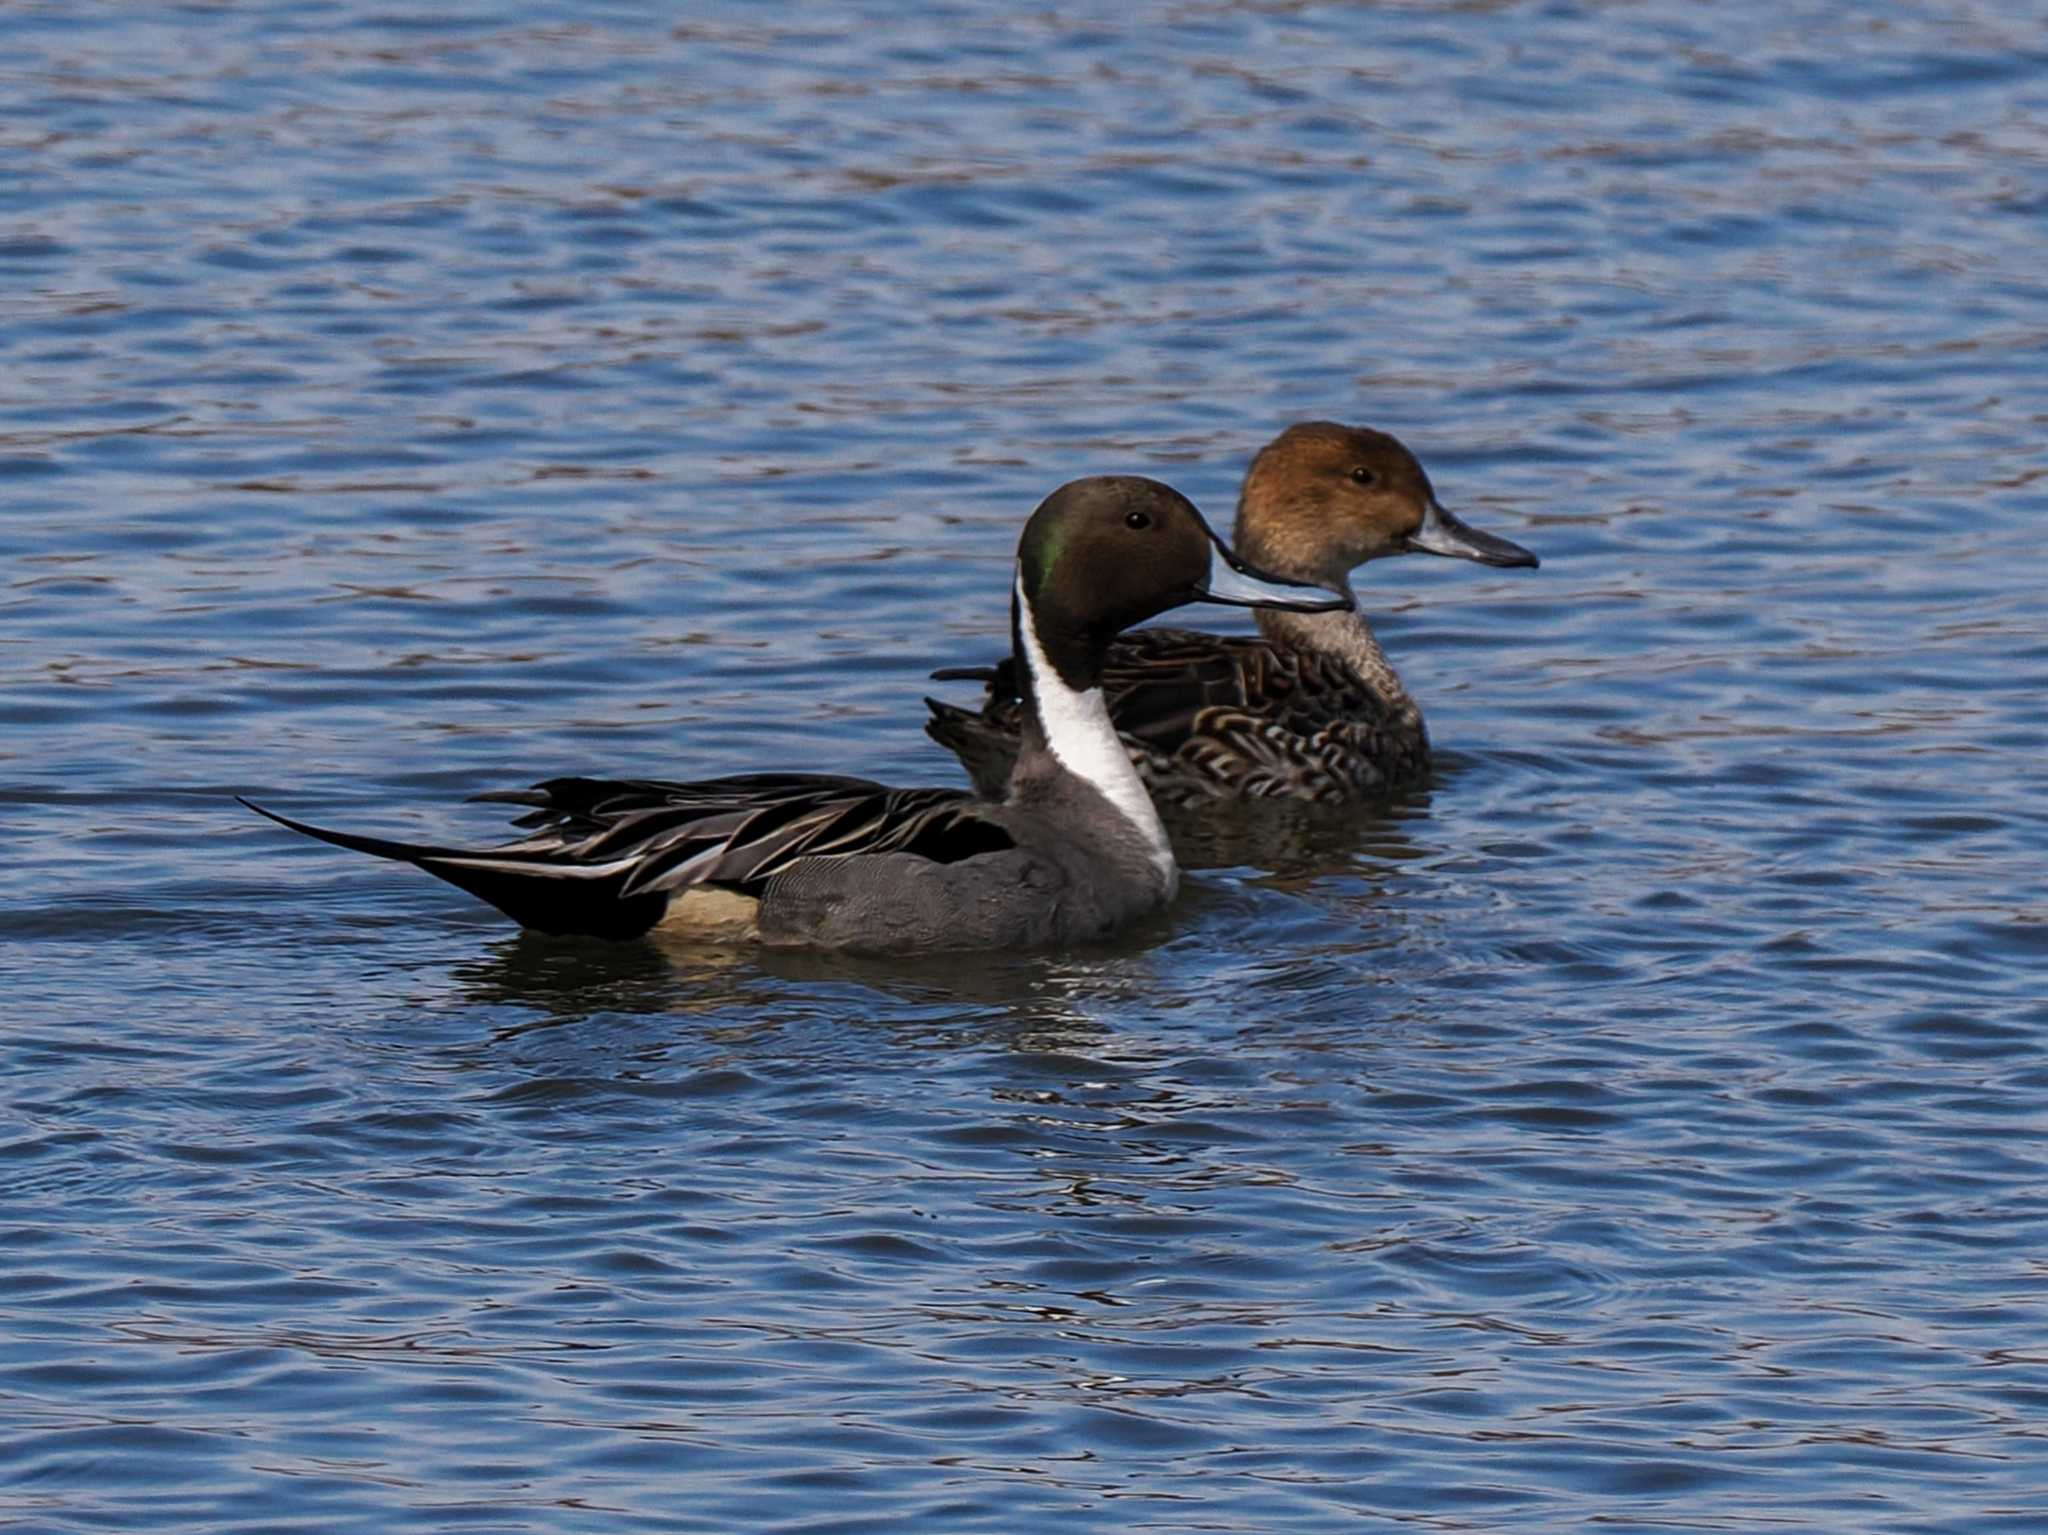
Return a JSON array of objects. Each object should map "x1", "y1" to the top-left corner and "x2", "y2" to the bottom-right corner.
[
  {"x1": 923, "y1": 421, "x2": 1539, "y2": 805},
  {"x1": 242, "y1": 477, "x2": 1349, "y2": 951}
]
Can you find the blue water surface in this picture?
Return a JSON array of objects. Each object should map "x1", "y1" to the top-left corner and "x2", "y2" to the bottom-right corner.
[{"x1": 4, "y1": 1, "x2": 2047, "y2": 1530}]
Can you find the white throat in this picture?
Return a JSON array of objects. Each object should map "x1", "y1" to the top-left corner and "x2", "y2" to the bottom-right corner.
[{"x1": 1013, "y1": 574, "x2": 1176, "y2": 892}]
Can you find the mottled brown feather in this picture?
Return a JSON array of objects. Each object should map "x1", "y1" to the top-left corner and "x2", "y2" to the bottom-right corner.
[{"x1": 925, "y1": 627, "x2": 1426, "y2": 805}]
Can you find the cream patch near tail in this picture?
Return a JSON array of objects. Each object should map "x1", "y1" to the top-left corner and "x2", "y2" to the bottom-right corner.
[{"x1": 652, "y1": 884, "x2": 763, "y2": 941}]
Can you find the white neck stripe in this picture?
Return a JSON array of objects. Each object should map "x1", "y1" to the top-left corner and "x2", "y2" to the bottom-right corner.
[{"x1": 1013, "y1": 572, "x2": 1176, "y2": 890}]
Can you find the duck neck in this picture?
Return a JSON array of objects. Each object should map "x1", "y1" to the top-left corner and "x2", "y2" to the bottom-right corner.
[
  {"x1": 1231, "y1": 505, "x2": 1416, "y2": 717},
  {"x1": 1007, "y1": 574, "x2": 1176, "y2": 891},
  {"x1": 1254, "y1": 597, "x2": 1415, "y2": 716}
]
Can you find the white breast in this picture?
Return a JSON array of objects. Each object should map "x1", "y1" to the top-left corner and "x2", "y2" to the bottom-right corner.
[{"x1": 1013, "y1": 573, "x2": 1177, "y2": 894}]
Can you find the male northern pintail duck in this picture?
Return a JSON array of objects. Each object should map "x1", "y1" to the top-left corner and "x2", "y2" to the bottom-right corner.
[
  {"x1": 923, "y1": 421, "x2": 1539, "y2": 805},
  {"x1": 242, "y1": 477, "x2": 1350, "y2": 951}
]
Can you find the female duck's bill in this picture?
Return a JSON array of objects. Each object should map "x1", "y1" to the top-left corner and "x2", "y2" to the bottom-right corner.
[
  {"x1": 241, "y1": 475, "x2": 1354, "y2": 952},
  {"x1": 1404, "y1": 494, "x2": 1538, "y2": 568}
]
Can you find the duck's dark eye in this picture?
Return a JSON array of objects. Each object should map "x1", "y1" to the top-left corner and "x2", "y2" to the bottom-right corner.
[
  {"x1": 1350, "y1": 466, "x2": 1378, "y2": 487},
  {"x1": 1125, "y1": 510, "x2": 1152, "y2": 530}
]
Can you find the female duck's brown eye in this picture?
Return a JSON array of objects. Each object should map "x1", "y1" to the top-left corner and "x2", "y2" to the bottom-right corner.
[
  {"x1": 1350, "y1": 466, "x2": 1377, "y2": 486},
  {"x1": 1125, "y1": 510, "x2": 1152, "y2": 530}
]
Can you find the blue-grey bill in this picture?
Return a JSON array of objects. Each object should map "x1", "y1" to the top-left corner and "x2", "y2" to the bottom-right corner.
[
  {"x1": 1406, "y1": 499, "x2": 1540, "y2": 568},
  {"x1": 1197, "y1": 544, "x2": 1353, "y2": 612}
]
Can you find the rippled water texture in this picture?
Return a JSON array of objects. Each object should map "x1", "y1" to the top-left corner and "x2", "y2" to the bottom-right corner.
[{"x1": 4, "y1": 2, "x2": 2047, "y2": 1530}]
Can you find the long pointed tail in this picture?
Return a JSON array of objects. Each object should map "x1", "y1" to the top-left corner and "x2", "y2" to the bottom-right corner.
[
  {"x1": 237, "y1": 797, "x2": 667, "y2": 940},
  {"x1": 238, "y1": 797, "x2": 464, "y2": 863}
]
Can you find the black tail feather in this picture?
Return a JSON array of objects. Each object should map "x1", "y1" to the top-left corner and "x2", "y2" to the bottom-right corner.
[
  {"x1": 929, "y1": 655, "x2": 1019, "y2": 697},
  {"x1": 237, "y1": 797, "x2": 666, "y2": 941},
  {"x1": 921, "y1": 699, "x2": 1019, "y2": 800},
  {"x1": 238, "y1": 797, "x2": 461, "y2": 863}
]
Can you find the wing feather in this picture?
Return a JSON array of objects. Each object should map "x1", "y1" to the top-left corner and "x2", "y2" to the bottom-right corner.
[{"x1": 245, "y1": 773, "x2": 1015, "y2": 939}]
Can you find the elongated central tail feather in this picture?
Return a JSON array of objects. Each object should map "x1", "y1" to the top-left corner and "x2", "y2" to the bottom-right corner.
[{"x1": 238, "y1": 798, "x2": 668, "y2": 940}]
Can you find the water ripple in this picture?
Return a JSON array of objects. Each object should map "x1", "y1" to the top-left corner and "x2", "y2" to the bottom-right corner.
[{"x1": 4, "y1": 0, "x2": 2048, "y2": 1531}]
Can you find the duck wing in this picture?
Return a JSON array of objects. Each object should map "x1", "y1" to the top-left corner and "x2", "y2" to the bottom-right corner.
[
  {"x1": 241, "y1": 774, "x2": 1012, "y2": 940},
  {"x1": 1113, "y1": 631, "x2": 1413, "y2": 743},
  {"x1": 1092, "y1": 629, "x2": 1285, "y2": 749},
  {"x1": 1100, "y1": 632, "x2": 1420, "y2": 799},
  {"x1": 927, "y1": 629, "x2": 1331, "y2": 751}
]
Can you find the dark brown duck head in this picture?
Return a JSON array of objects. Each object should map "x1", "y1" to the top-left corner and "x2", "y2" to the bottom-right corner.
[
  {"x1": 1232, "y1": 421, "x2": 1538, "y2": 590},
  {"x1": 1011, "y1": 475, "x2": 1352, "y2": 693}
]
